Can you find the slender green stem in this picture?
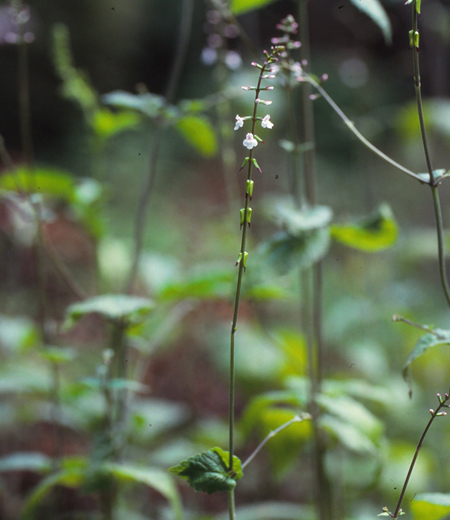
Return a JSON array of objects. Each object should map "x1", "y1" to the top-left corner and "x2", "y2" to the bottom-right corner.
[
  {"x1": 392, "y1": 393, "x2": 450, "y2": 519},
  {"x1": 306, "y1": 77, "x2": 423, "y2": 183},
  {"x1": 430, "y1": 187, "x2": 450, "y2": 307},
  {"x1": 242, "y1": 414, "x2": 310, "y2": 469},
  {"x1": 409, "y1": 1, "x2": 450, "y2": 308}
]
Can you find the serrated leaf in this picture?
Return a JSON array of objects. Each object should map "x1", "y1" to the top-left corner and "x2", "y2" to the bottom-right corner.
[
  {"x1": 402, "y1": 329, "x2": 450, "y2": 395},
  {"x1": 231, "y1": 0, "x2": 280, "y2": 15},
  {"x1": 331, "y1": 204, "x2": 398, "y2": 252},
  {"x1": 411, "y1": 493, "x2": 450, "y2": 520},
  {"x1": 64, "y1": 294, "x2": 154, "y2": 329},
  {"x1": 0, "y1": 453, "x2": 52, "y2": 474},
  {"x1": 168, "y1": 447, "x2": 242, "y2": 494},
  {"x1": 175, "y1": 116, "x2": 217, "y2": 157},
  {"x1": 105, "y1": 463, "x2": 182, "y2": 520},
  {"x1": 348, "y1": 0, "x2": 392, "y2": 44}
]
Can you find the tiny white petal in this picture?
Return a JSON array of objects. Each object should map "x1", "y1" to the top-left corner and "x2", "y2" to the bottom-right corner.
[
  {"x1": 234, "y1": 115, "x2": 244, "y2": 131},
  {"x1": 243, "y1": 133, "x2": 258, "y2": 150},
  {"x1": 261, "y1": 115, "x2": 274, "y2": 129}
]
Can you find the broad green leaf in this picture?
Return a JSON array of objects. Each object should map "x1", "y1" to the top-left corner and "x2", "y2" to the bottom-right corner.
[
  {"x1": 331, "y1": 204, "x2": 398, "y2": 252},
  {"x1": 0, "y1": 453, "x2": 52, "y2": 474},
  {"x1": 105, "y1": 463, "x2": 182, "y2": 520},
  {"x1": 92, "y1": 108, "x2": 141, "y2": 142},
  {"x1": 403, "y1": 329, "x2": 450, "y2": 395},
  {"x1": 168, "y1": 447, "x2": 242, "y2": 494},
  {"x1": 320, "y1": 415, "x2": 376, "y2": 454},
  {"x1": 159, "y1": 268, "x2": 233, "y2": 301},
  {"x1": 262, "y1": 228, "x2": 330, "y2": 274},
  {"x1": 175, "y1": 115, "x2": 217, "y2": 157},
  {"x1": 397, "y1": 99, "x2": 450, "y2": 142},
  {"x1": 411, "y1": 493, "x2": 450, "y2": 520},
  {"x1": 231, "y1": 0, "x2": 280, "y2": 15},
  {"x1": 102, "y1": 90, "x2": 166, "y2": 119},
  {"x1": 64, "y1": 294, "x2": 154, "y2": 329},
  {"x1": 348, "y1": 0, "x2": 392, "y2": 44}
]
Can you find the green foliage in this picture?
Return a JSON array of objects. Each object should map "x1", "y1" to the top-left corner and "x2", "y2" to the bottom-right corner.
[
  {"x1": 411, "y1": 493, "x2": 450, "y2": 520},
  {"x1": 64, "y1": 294, "x2": 154, "y2": 329},
  {"x1": 231, "y1": 0, "x2": 280, "y2": 15},
  {"x1": 402, "y1": 328, "x2": 450, "y2": 395},
  {"x1": 169, "y1": 447, "x2": 243, "y2": 494},
  {"x1": 262, "y1": 199, "x2": 332, "y2": 274},
  {"x1": 348, "y1": 0, "x2": 392, "y2": 44},
  {"x1": 331, "y1": 204, "x2": 398, "y2": 252},
  {"x1": 92, "y1": 108, "x2": 142, "y2": 143},
  {"x1": 176, "y1": 115, "x2": 217, "y2": 157},
  {"x1": 0, "y1": 453, "x2": 52, "y2": 474}
]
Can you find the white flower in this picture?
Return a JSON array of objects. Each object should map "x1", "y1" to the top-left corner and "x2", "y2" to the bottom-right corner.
[
  {"x1": 243, "y1": 133, "x2": 258, "y2": 150},
  {"x1": 234, "y1": 115, "x2": 244, "y2": 131},
  {"x1": 261, "y1": 115, "x2": 273, "y2": 129}
]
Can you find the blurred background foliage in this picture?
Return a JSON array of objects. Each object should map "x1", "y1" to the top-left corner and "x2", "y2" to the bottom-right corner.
[{"x1": 1, "y1": 0, "x2": 450, "y2": 519}]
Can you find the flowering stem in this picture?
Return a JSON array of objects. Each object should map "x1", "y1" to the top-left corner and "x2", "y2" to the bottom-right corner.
[{"x1": 228, "y1": 49, "x2": 279, "y2": 520}]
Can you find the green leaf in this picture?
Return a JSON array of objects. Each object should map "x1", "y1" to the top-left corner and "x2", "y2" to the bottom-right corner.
[
  {"x1": 0, "y1": 167, "x2": 75, "y2": 200},
  {"x1": 175, "y1": 115, "x2": 217, "y2": 157},
  {"x1": 402, "y1": 329, "x2": 450, "y2": 395},
  {"x1": 411, "y1": 493, "x2": 450, "y2": 520},
  {"x1": 105, "y1": 463, "x2": 182, "y2": 520},
  {"x1": 102, "y1": 90, "x2": 166, "y2": 119},
  {"x1": 331, "y1": 204, "x2": 398, "y2": 252},
  {"x1": 265, "y1": 198, "x2": 333, "y2": 234},
  {"x1": 168, "y1": 447, "x2": 242, "y2": 494},
  {"x1": 348, "y1": 0, "x2": 392, "y2": 44},
  {"x1": 64, "y1": 294, "x2": 154, "y2": 329},
  {"x1": 92, "y1": 108, "x2": 142, "y2": 142},
  {"x1": 0, "y1": 453, "x2": 52, "y2": 474},
  {"x1": 262, "y1": 228, "x2": 330, "y2": 275},
  {"x1": 159, "y1": 268, "x2": 233, "y2": 301},
  {"x1": 231, "y1": 0, "x2": 280, "y2": 15},
  {"x1": 40, "y1": 347, "x2": 77, "y2": 365}
]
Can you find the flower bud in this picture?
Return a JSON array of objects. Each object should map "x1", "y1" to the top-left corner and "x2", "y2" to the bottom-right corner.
[
  {"x1": 246, "y1": 179, "x2": 254, "y2": 199},
  {"x1": 239, "y1": 208, "x2": 245, "y2": 228}
]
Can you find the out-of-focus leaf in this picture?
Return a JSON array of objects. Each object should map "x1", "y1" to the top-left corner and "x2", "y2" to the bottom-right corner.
[
  {"x1": 331, "y1": 204, "x2": 398, "y2": 252},
  {"x1": 158, "y1": 268, "x2": 233, "y2": 301},
  {"x1": 265, "y1": 198, "x2": 333, "y2": 234},
  {"x1": 262, "y1": 228, "x2": 330, "y2": 275},
  {"x1": 0, "y1": 453, "x2": 52, "y2": 474},
  {"x1": 64, "y1": 294, "x2": 154, "y2": 329},
  {"x1": 0, "y1": 315, "x2": 38, "y2": 353},
  {"x1": 175, "y1": 115, "x2": 217, "y2": 157},
  {"x1": 231, "y1": 0, "x2": 280, "y2": 15},
  {"x1": 348, "y1": 0, "x2": 392, "y2": 44},
  {"x1": 320, "y1": 415, "x2": 376, "y2": 454},
  {"x1": 40, "y1": 347, "x2": 77, "y2": 365},
  {"x1": 397, "y1": 99, "x2": 450, "y2": 140},
  {"x1": 258, "y1": 408, "x2": 312, "y2": 478},
  {"x1": 81, "y1": 377, "x2": 149, "y2": 393},
  {"x1": 168, "y1": 448, "x2": 242, "y2": 494},
  {"x1": 411, "y1": 493, "x2": 450, "y2": 520},
  {"x1": 0, "y1": 167, "x2": 75, "y2": 200},
  {"x1": 102, "y1": 90, "x2": 166, "y2": 119},
  {"x1": 106, "y1": 463, "x2": 182, "y2": 520},
  {"x1": 92, "y1": 108, "x2": 141, "y2": 142},
  {"x1": 402, "y1": 329, "x2": 450, "y2": 396}
]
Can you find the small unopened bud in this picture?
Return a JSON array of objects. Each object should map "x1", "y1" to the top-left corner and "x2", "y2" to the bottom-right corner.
[
  {"x1": 235, "y1": 252, "x2": 242, "y2": 266},
  {"x1": 246, "y1": 179, "x2": 254, "y2": 199},
  {"x1": 436, "y1": 411, "x2": 447, "y2": 416},
  {"x1": 430, "y1": 409, "x2": 435, "y2": 416},
  {"x1": 321, "y1": 73, "x2": 329, "y2": 82},
  {"x1": 246, "y1": 208, "x2": 252, "y2": 227},
  {"x1": 239, "y1": 208, "x2": 245, "y2": 228},
  {"x1": 243, "y1": 251, "x2": 248, "y2": 269}
]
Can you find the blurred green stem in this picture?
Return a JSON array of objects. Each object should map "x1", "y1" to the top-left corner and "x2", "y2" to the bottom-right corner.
[
  {"x1": 298, "y1": 2, "x2": 332, "y2": 518},
  {"x1": 126, "y1": 0, "x2": 194, "y2": 292}
]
